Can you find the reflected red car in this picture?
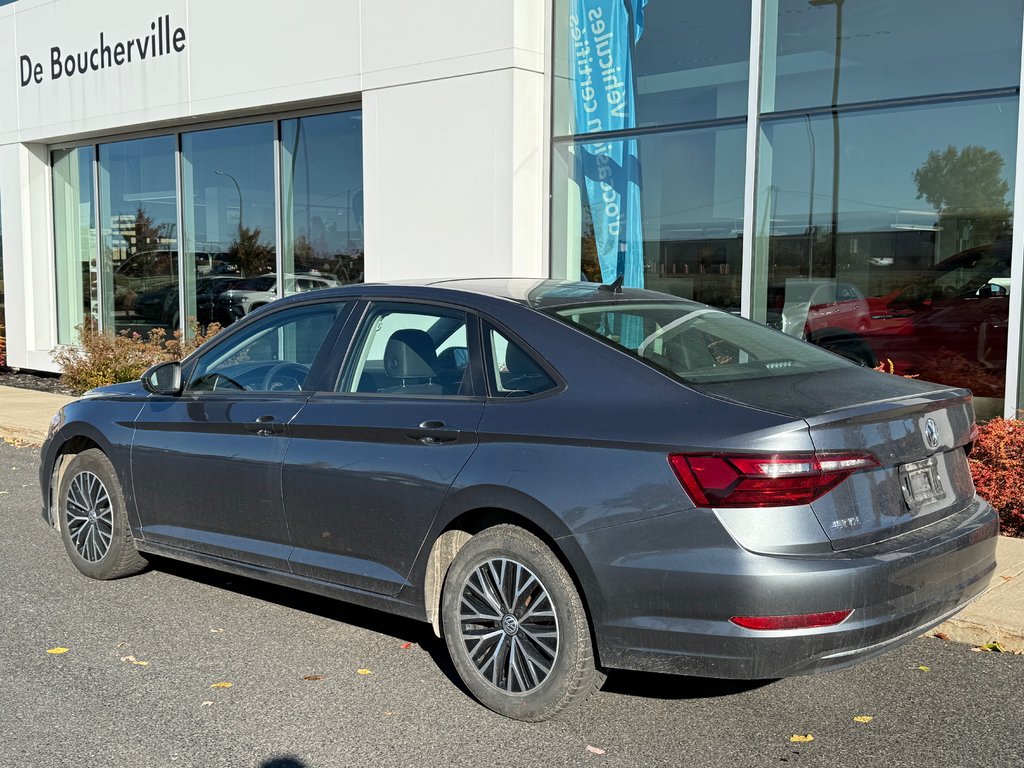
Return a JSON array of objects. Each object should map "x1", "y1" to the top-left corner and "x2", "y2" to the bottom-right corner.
[{"x1": 862, "y1": 242, "x2": 1011, "y2": 397}]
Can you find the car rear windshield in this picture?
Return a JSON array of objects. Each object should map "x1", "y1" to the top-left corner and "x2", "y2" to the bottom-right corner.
[{"x1": 549, "y1": 302, "x2": 854, "y2": 384}]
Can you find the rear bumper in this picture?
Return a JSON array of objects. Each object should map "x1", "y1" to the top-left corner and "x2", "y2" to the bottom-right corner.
[{"x1": 577, "y1": 496, "x2": 998, "y2": 679}]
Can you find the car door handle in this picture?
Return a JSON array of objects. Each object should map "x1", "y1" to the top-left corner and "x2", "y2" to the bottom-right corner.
[
  {"x1": 245, "y1": 415, "x2": 286, "y2": 436},
  {"x1": 407, "y1": 421, "x2": 460, "y2": 445}
]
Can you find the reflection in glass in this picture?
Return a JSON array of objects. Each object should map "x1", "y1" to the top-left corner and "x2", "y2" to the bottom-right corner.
[
  {"x1": 763, "y1": 0, "x2": 1023, "y2": 114},
  {"x1": 182, "y1": 122, "x2": 275, "y2": 327},
  {"x1": 755, "y1": 96, "x2": 1017, "y2": 409},
  {"x1": 98, "y1": 136, "x2": 178, "y2": 337},
  {"x1": 553, "y1": 123, "x2": 747, "y2": 311},
  {"x1": 280, "y1": 111, "x2": 364, "y2": 296},
  {"x1": 53, "y1": 147, "x2": 98, "y2": 344},
  {"x1": 553, "y1": 0, "x2": 751, "y2": 134}
]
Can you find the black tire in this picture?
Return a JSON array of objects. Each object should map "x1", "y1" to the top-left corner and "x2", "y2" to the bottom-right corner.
[
  {"x1": 58, "y1": 449, "x2": 147, "y2": 580},
  {"x1": 441, "y1": 524, "x2": 604, "y2": 721}
]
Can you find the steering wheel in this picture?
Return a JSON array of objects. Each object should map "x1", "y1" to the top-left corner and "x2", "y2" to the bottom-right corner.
[{"x1": 260, "y1": 362, "x2": 310, "y2": 392}]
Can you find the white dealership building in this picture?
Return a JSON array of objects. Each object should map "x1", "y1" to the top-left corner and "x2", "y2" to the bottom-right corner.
[{"x1": 3, "y1": 0, "x2": 1024, "y2": 418}]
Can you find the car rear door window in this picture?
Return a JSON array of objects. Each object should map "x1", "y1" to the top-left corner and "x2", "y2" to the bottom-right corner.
[{"x1": 340, "y1": 303, "x2": 473, "y2": 396}]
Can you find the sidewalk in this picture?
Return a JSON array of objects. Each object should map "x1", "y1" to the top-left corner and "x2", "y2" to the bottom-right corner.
[{"x1": 0, "y1": 383, "x2": 1021, "y2": 654}]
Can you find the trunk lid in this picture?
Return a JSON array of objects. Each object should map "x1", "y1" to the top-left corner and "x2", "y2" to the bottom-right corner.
[{"x1": 692, "y1": 367, "x2": 978, "y2": 550}]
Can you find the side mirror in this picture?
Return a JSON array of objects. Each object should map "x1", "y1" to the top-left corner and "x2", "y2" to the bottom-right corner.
[{"x1": 142, "y1": 361, "x2": 183, "y2": 396}]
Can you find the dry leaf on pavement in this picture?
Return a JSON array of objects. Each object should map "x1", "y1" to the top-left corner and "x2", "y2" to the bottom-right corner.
[
  {"x1": 46, "y1": 647, "x2": 70, "y2": 655},
  {"x1": 853, "y1": 716, "x2": 874, "y2": 723},
  {"x1": 586, "y1": 745, "x2": 606, "y2": 755},
  {"x1": 356, "y1": 669, "x2": 373, "y2": 675},
  {"x1": 209, "y1": 681, "x2": 233, "y2": 689},
  {"x1": 918, "y1": 665, "x2": 931, "y2": 671},
  {"x1": 790, "y1": 734, "x2": 814, "y2": 743},
  {"x1": 302, "y1": 675, "x2": 325, "y2": 681}
]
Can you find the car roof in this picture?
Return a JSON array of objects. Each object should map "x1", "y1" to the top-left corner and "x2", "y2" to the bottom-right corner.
[{"x1": 290, "y1": 278, "x2": 705, "y2": 312}]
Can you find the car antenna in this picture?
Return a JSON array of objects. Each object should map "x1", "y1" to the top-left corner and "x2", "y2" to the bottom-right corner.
[{"x1": 598, "y1": 275, "x2": 624, "y2": 294}]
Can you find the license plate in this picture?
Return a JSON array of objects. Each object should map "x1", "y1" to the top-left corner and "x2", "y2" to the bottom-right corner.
[{"x1": 898, "y1": 456, "x2": 946, "y2": 509}]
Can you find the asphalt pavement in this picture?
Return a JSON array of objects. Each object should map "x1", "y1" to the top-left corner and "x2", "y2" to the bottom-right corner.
[{"x1": 3, "y1": 440, "x2": 1024, "y2": 768}]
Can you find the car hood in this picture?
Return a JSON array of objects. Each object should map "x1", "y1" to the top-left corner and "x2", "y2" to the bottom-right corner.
[{"x1": 82, "y1": 380, "x2": 148, "y2": 398}]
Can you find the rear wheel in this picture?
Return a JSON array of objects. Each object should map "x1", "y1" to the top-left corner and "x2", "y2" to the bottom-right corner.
[
  {"x1": 441, "y1": 524, "x2": 603, "y2": 721},
  {"x1": 58, "y1": 449, "x2": 147, "y2": 580}
]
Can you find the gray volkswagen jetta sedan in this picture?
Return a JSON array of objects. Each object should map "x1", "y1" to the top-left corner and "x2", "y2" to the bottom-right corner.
[{"x1": 40, "y1": 279, "x2": 998, "y2": 721}]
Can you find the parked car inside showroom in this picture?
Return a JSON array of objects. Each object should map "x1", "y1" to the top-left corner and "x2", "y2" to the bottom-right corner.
[
  {"x1": 213, "y1": 272, "x2": 340, "y2": 324},
  {"x1": 40, "y1": 279, "x2": 997, "y2": 721}
]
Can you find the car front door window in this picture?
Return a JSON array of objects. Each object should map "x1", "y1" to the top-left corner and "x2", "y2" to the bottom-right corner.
[{"x1": 188, "y1": 304, "x2": 341, "y2": 393}]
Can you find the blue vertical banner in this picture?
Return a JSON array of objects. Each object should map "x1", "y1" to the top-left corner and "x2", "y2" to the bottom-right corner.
[{"x1": 570, "y1": 0, "x2": 646, "y2": 289}]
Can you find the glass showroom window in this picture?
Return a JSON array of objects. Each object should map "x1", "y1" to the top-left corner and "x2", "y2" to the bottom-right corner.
[
  {"x1": 551, "y1": 0, "x2": 750, "y2": 309},
  {"x1": 552, "y1": 0, "x2": 751, "y2": 135},
  {"x1": 98, "y1": 136, "x2": 178, "y2": 337},
  {"x1": 553, "y1": 124, "x2": 747, "y2": 309},
  {"x1": 53, "y1": 146, "x2": 98, "y2": 344},
  {"x1": 281, "y1": 110, "x2": 364, "y2": 295},
  {"x1": 763, "y1": 0, "x2": 1023, "y2": 113},
  {"x1": 181, "y1": 122, "x2": 275, "y2": 328},
  {"x1": 755, "y1": 96, "x2": 1018, "y2": 414}
]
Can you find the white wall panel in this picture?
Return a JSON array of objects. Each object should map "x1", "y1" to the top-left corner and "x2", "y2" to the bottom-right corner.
[{"x1": 187, "y1": 0, "x2": 363, "y2": 115}]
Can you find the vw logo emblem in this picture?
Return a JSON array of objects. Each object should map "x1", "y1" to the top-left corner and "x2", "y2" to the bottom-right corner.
[
  {"x1": 924, "y1": 418, "x2": 940, "y2": 450},
  {"x1": 502, "y1": 614, "x2": 520, "y2": 636}
]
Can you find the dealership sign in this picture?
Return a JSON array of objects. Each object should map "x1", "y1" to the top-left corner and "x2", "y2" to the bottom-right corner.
[{"x1": 19, "y1": 14, "x2": 186, "y2": 86}]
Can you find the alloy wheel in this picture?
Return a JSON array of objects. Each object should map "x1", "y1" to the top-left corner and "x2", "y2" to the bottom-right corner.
[
  {"x1": 458, "y1": 557, "x2": 559, "y2": 693},
  {"x1": 64, "y1": 470, "x2": 114, "y2": 563}
]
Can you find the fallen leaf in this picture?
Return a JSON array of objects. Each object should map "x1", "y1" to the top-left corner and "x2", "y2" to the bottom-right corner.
[
  {"x1": 983, "y1": 641, "x2": 1006, "y2": 653},
  {"x1": 400, "y1": 642, "x2": 413, "y2": 650},
  {"x1": 1001, "y1": 575, "x2": 1013, "y2": 582},
  {"x1": 853, "y1": 716, "x2": 874, "y2": 724},
  {"x1": 383, "y1": 711, "x2": 395, "y2": 717},
  {"x1": 918, "y1": 666, "x2": 930, "y2": 672},
  {"x1": 969, "y1": 647, "x2": 985, "y2": 653},
  {"x1": 209, "y1": 682, "x2": 233, "y2": 689},
  {"x1": 302, "y1": 675, "x2": 325, "y2": 681},
  {"x1": 201, "y1": 701, "x2": 214, "y2": 707},
  {"x1": 46, "y1": 647, "x2": 70, "y2": 655},
  {"x1": 932, "y1": 632, "x2": 950, "y2": 641},
  {"x1": 119, "y1": 655, "x2": 149, "y2": 666},
  {"x1": 115, "y1": 641, "x2": 129, "y2": 649},
  {"x1": 356, "y1": 669, "x2": 373, "y2": 676},
  {"x1": 210, "y1": 628, "x2": 225, "y2": 634},
  {"x1": 790, "y1": 734, "x2": 814, "y2": 743},
  {"x1": 586, "y1": 745, "x2": 606, "y2": 755}
]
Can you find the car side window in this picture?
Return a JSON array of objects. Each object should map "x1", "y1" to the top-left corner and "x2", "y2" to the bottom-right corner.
[
  {"x1": 341, "y1": 304, "x2": 471, "y2": 396},
  {"x1": 187, "y1": 303, "x2": 341, "y2": 393},
  {"x1": 485, "y1": 326, "x2": 556, "y2": 398}
]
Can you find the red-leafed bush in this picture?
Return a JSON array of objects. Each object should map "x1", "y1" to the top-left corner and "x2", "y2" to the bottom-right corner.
[{"x1": 969, "y1": 416, "x2": 1024, "y2": 537}]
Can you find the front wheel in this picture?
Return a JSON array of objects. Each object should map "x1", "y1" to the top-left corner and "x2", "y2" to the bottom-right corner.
[
  {"x1": 441, "y1": 525, "x2": 603, "y2": 721},
  {"x1": 58, "y1": 449, "x2": 147, "y2": 580}
]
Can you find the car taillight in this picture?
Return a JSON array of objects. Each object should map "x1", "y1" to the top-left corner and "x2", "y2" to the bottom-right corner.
[
  {"x1": 668, "y1": 451, "x2": 879, "y2": 508},
  {"x1": 730, "y1": 610, "x2": 853, "y2": 631}
]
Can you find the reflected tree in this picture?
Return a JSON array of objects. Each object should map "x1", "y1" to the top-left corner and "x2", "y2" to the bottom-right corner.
[
  {"x1": 229, "y1": 225, "x2": 275, "y2": 276},
  {"x1": 131, "y1": 206, "x2": 173, "y2": 256},
  {"x1": 913, "y1": 145, "x2": 1012, "y2": 247}
]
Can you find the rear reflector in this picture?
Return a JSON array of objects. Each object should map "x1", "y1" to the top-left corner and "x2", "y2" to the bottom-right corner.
[
  {"x1": 730, "y1": 610, "x2": 853, "y2": 631},
  {"x1": 668, "y1": 451, "x2": 879, "y2": 508}
]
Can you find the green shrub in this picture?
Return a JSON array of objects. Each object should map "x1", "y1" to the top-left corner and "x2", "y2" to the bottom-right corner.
[
  {"x1": 53, "y1": 319, "x2": 221, "y2": 395},
  {"x1": 969, "y1": 416, "x2": 1024, "y2": 538}
]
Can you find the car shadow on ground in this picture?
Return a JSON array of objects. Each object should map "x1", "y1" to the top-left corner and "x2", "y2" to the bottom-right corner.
[{"x1": 146, "y1": 555, "x2": 774, "y2": 704}]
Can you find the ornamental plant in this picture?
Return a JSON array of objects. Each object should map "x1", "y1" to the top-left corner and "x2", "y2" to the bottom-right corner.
[
  {"x1": 0, "y1": 323, "x2": 6, "y2": 368},
  {"x1": 53, "y1": 318, "x2": 220, "y2": 395},
  {"x1": 968, "y1": 416, "x2": 1024, "y2": 537}
]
